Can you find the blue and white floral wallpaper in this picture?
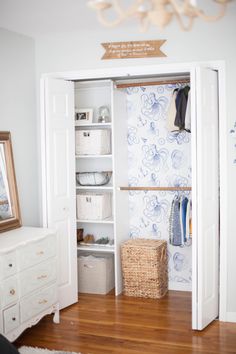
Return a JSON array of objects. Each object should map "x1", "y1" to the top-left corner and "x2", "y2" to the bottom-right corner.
[{"x1": 125, "y1": 84, "x2": 192, "y2": 291}]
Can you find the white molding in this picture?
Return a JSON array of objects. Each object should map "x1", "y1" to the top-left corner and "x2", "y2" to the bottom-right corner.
[
  {"x1": 169, "y1": 283, "x2": 191, "y2": 292},
  {"x1": 226, "y1": 312, "x2": 236, "y2": 323},
  {"x1": 218, "y1": 62, "x2": 228, "y2": 322}
]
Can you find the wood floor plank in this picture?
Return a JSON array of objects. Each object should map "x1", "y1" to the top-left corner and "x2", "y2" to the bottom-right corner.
[{"x1": 15, "y1": 291, "x2": 236, "y2": 354}]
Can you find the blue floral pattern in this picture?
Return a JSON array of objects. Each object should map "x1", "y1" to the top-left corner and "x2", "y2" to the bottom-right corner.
[{"x1": 126, "y1": 84, "x2": 192, "y2": 290}]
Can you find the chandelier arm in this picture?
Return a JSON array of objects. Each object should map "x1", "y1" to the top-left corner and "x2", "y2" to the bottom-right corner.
[
  {"x1": 168, "y1": 0, "x2": 190, "y2": 14},
  {"x1": 140, "y1": 16, "x2": 150, "y2": 33},
  {"x1": 97, "y1": 0, "x2": 145, "y2": 27},
  {"x1": 97, "y1": 9, "x2": 126, "y2": 27},
  {"x1": 194, "y1": 4, "x2": 227, "y2": 22},
  {"x1": 174, "y1": 11, "x2": 194, "y2": 31},
  {"x1": 113, "y1": 0, "x2": 143, "y2": 16}
]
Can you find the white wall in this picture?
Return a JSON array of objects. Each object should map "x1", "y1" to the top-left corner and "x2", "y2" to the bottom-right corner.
[
  {"x1": 0, "y1": 28, "x2": 39, "y2": 226},
  {"x1": 34, "y1": 9, "x2": 236, "y2": 316}
]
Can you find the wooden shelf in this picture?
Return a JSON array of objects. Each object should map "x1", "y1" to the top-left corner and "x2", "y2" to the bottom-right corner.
[
  {"x1": 76, "y1": 217, "x2": 114, "y2": 224},
  {"x1": 120, "y1": 186, "x2": 192, "y2": 191},
  {"x1": 77, "y1": 244, "x2": 115, "y2": 253}
]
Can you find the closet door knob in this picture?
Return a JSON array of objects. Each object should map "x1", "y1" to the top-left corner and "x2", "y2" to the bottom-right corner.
[
  {"x1": 10, "y1": 289, "x2": 16, "y2": 295},
  {"x1": 12, "y1": 317, "x2": 16, "y2": 321},
  {"x1": 8, "y1": 263, "x2": 13, "y2": 268}
]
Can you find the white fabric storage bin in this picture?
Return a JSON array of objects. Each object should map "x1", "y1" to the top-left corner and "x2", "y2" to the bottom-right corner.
[
  {"x1": 76, "y1": 193, "x2": 112, "y2": 220},
  {"x1": 75, "y1": 129, "x2": 111, "y2": 155},
  {"x1": 78, "y1": 255, "x2": 114, "y2": 294}
]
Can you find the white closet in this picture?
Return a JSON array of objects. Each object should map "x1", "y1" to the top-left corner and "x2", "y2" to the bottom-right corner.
[{"x1": 42, "y1": 63, "x2": 221, "y2": 331}]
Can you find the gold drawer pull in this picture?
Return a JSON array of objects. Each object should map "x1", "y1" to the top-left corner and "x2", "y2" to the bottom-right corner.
[
  {"x1": 38, "y1": 299, "x2": 48, "y2": 305},
  {"x1": 10, "y1": 289, "x2": 16, "y2": 295},
  {"x1": 37, "y1": 274, "x2": 47, "y2": 280},
  {"x1": 36, "y1": 251, "x2": 44, "y2": 256}
]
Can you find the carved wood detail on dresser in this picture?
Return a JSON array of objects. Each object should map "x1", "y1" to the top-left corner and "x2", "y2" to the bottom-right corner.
[{"x1": 0, "y1": 227, "x2": 59, "y2": 342}]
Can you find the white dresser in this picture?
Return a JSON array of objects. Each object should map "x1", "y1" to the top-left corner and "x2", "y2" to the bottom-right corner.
[{"x1": 0, "y1": 226, "x2": 59, "y2": 342}]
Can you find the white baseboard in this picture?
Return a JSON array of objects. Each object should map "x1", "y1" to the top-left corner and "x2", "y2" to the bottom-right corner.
[
  {"x1": 226, "y1": 312, "x2": 236, "y2": 323},
  {"x1": 169, "y1": 282, "x2": 192, "y2": 292}
]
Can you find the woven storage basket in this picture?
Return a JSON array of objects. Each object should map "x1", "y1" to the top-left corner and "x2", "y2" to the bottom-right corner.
[{"x1": 121, "y1": 239, "x2": 168, "y2": 299}]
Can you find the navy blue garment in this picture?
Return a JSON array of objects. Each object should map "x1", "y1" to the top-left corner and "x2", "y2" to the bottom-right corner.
[{"x1": 180, "y1": 197, "x2": 189, "y2": 243}]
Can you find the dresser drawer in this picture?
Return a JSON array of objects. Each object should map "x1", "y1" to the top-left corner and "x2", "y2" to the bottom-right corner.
[
  {"x1": 20, "y1": 284, "x2": 57, "y2": 323},
  {"x1": 19, "y1": 259, "x2": 57, "y2": 297},
  {"x1": 3, "y1": 304, "x2": 20, "y2": 334},
  {"x1": 0, "y1": 276, "x2": 18, "y2": 308},
  {"x1": 0, "y1": 251, "x2": 17, "y2": 280},
  {"x1": 18, "y1": 234, "x2": 56, "y2": 270}
]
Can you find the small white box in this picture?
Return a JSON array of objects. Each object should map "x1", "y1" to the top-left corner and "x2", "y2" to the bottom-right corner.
[
  {"x1": 77, "y1": 193, "x2": 112, "y2": 220},
  {"x1": 75, "y1": 129, "x2": 111, "y2": 155},
  {"x1": 78, "y1": 255, "x2": 114, "y2": 294}
]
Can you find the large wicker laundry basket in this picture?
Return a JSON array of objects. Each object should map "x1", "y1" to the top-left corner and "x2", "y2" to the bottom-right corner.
[{"x1": 121, "y1": 239, "x2": 168, "y2": 299}]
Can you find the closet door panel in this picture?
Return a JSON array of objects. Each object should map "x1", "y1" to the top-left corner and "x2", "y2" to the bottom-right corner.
[
  {"x1": 44, "y1": 78, "x2": 77, "y2": 310},
  {"x1": 112, "y1": 84, "x2": 130, "y2": 295},
  {"x1": 193, "y1": 68, "x2": 219, "y2": 330}
]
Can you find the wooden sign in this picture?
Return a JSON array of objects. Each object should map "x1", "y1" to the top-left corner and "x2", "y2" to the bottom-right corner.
[{"x1": 101, "y1": 40, "x2": 166, "y2": 60}]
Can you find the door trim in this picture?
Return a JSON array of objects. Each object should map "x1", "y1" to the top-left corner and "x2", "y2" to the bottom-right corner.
[{"x1": 40, "y1": 60, "x2": 228, "y2": 323}]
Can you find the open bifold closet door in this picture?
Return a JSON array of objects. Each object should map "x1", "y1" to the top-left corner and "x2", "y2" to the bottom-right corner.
[
  {"x1": 192, "y1": 67, "x2": 219, "y2": 330},
  {"x1": 44, "y1": 78, "x2": 78, "y2": 309}
]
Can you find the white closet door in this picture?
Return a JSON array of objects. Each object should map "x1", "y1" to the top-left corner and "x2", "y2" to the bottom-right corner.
[
  {"x1": 192, "y1": 68, "x2": 219, "y2": 330},
  {"x1": 44, "y1": 78, "x2": 78, "y2": 309}
]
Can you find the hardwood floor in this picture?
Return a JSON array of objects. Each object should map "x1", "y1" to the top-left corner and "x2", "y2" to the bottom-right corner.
[{"x1": 15, "y1": 291, "x2": 236, "y2": 354}]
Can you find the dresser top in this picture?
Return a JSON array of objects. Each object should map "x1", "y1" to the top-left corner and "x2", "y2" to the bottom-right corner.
[{"x1": 0, "y1": 226, "x2": 56, "y2": 252}]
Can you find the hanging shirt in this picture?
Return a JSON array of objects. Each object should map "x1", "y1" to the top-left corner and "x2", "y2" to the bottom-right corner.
[
  {"x1": 169, "y1": 196, "x2": 182, "y2": 246},
  {"x1": 185, "y1": 90, "x2": 191, "y2": 132},
  {"x1": 180, "y1": 197, "x2": 188, "y2": 243},
  {"x1": 174, "y1": 86, "x2": 190, "y2": 130},
  {"x1": 167, "y1": 89, "x2": 178, "y2": 131}
]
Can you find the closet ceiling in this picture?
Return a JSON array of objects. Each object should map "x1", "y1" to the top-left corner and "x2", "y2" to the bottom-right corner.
[{"x1": 0, "y1": 0, "x2": 102, "y2": 37}]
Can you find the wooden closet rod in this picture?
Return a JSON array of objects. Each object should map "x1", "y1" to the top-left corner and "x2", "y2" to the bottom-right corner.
[
  {"x1": 116, "y1": 78, "x2": 190, "y2": 89},
  {"x1": 120, "y1": 187, "x2": 192, "y2": 191}
]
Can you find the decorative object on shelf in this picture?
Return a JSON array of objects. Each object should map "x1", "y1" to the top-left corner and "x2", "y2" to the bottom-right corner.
[
  {"x1": 95, "y1": 236, "x2": 110, "y2": 244},
  {"x1": 102, "y1": 40, "x2": 166, "y2": 60},
  {"x1": 75, "y1": 108, "x2": 93, "y2": 126},
  {"x1": 77, "y1": 228, "x2": 84, "y2": 242},
  {"x1": 87, "y1": 0, "x2": 231, "y2": 32},
  {"x1": 0, "y1": 132, "x2": 21, "y2": 232},
  {"x1": 76, "y1": 171, "x2": 112, "y2": 186},
  {"x1": 75, "y1": 129, "x2": 111, "y2": 155},
  {"x1": 98, "y1": 105, "x2": 110, "y2": 122},
  {"x1": 83, "y1": 234, "x2": 95, "y2": 243}
]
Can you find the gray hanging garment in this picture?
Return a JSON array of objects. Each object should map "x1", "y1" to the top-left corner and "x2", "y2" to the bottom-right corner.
[{"x1": 169, "y1": 196, "x2": 183, "y2": 246}]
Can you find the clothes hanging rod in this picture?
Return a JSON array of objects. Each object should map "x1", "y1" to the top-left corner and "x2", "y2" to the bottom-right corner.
[
  {"x1": 116, "y1": 79, "x2": 190, "y2": 89},
  {"x1": 119, "y1": 187, "x2": 192, "y2": 191}
]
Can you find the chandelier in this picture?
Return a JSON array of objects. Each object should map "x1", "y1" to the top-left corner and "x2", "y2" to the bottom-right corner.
[{"x1": 87, "y1": 0, "x2": 231, "y2": 31}]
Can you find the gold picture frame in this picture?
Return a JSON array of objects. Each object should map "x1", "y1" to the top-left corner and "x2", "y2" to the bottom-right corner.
[{"x1": 0, "y1": 132, "x2": 21, "y2": 233}]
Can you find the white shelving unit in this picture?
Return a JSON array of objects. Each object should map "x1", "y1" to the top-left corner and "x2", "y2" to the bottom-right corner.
[{"x1": 74, "y1": 80, "x2": 118, "y2": 291}]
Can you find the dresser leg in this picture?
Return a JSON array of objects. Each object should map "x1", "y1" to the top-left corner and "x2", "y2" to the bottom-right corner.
[{"x1": 53, "y1": 303, "x2": 60, "y2": 324}]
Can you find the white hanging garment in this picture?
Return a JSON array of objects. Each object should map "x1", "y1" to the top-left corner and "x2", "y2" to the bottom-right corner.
[
  {"x1": 167, "y1": 90, "x2": 178, "y2": 131},
  {"x1": 185, "y1": 90, "x2": 191, "y2": 132}
]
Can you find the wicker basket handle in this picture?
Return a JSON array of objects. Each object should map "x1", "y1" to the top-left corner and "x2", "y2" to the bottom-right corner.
[{"x1": 161, "y1": 246, "x2": 167, "y2": 262}]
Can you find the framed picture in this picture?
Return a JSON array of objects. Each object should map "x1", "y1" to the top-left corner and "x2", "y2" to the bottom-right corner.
[
  {"x1": 75, "y1": 108, "x2": 93, "y2": 126},
  {"x1": 0, "y1": 132, "x2": 21, "y2": 233}
]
